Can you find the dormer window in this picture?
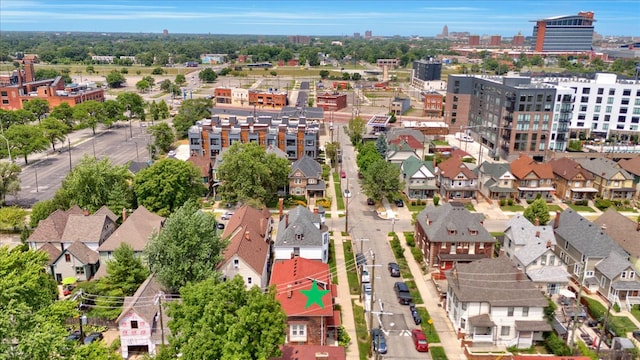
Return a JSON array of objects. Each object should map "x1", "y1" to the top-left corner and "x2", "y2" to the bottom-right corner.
[
  {"x1": 233, "y1": 259, "x2": 239, "y2": 268},
  {"x1": 296, "y1": 233, "x2": 304, "y2": 241},
  {"x1": 469, "y1": 229, "x2": 478, "y2": 236}
]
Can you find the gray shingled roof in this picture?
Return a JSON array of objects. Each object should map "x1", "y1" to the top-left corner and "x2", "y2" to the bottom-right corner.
[
  {"x1": 289, "y1": 156, "x2": 322, "y2": 179},
  {"x1": 275, "y1": 205, "x2": 323, "y2": 247},
  {"x1": 60, "y1": 214, "x2": 114, "y2": 244},
  {"x1": 446, "y1": 257, "x2": 549, "y2": 307},
  {"x1": 505, "y1": 215, "x2": 555, "y2": 247},
  {"x1": 415, "y1": 203, "x2": 492, "y2": 243},
  {"x1": 480, "y1": 161, "x2": 511, "y2": 180},
  {"x1": 575, "y1": 158, "x2": 634, "y2": 180},
  {"x1": 98, "y1": 206, "x2": 164, "y2": 252},
  {"x1": 555, "y1": 209, "x2": 627, "y2": 258},
  {"x1": 595, "y1": 251, "x2": 632, "y2": 279}
]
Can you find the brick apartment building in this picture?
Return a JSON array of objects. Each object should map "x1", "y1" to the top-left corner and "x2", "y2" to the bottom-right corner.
[
  {"x1": 0, "y1": 61, "x2": 104, "y2": 111},
  {"x1": 248, "y1": 89, "x2": 288, "y2": 108},
  {"x1": 422, "y1": 90, "x2": 443, "y2": 117},
  {"x1": 316, "y1": 92, "x2": 347, "y2": 111},
  {"x1": 188, "y1": 114, "x2": 320, "y2": 162}
]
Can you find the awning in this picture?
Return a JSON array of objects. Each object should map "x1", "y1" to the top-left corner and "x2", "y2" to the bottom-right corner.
[
  {"x1": 62, "y1": 277, "x2": 77, "y2": 285},
  {"x1": 571, "y1": 187, "x2": 598, "y2": 193},
  {"x1": 558, "y1": 289, "x2": 575, "y2": 299},
  {"x1": 515, "y1": 320, "x2": 552, "y2": 332},
  {"x1": 611, "y1": 280, "x2": 640, "y2": 291},
  {"x1": 517, "y1": 187, "x2": 555, "y2": 191},
  {"x1": 469, "y1": 314, "x2": 495, "y2": 328}
]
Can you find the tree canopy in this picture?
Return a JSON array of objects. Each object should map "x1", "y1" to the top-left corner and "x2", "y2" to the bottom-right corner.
[
  {"x1": 172, "y1": 98, "x2": 212, "y2": 136},
  {"x1": 23, "y1": 98, "x2": 50, "y2": 124},
  {"x1": 39, "y1": 117, "x2": 69, "y2": 151},
  {"x1": 55, "y1": 155, "x2": 134, "y2": 213},
  {"x1": 166, "y1": 276, "x2": 286, "y2": 360},
  {"x1": 216, "y1": 142, "x2": 290, "y2": 205},
  {"x1": 133, "y1": 158, "x2": 206, "y2": 216},
  {"x1": 361, "y1": 158, "x2": 404, "y2": 201},
  {"x1": 73, "y1": 100, "x2": 106, "y2": 135},
  {"x1": 0, "y1": 161, "x2": 21, "y2": 205},
  {"x1": 356, "y1": 142, "x2": 383, "y2": 174},
  {"x1": 347, "y1": 116, "x2": 366, "y2": 146},
  {"x1": 147, "y1": 122, "x2": 174, "y2": 154},
  {"x1": 144, "y1": 200, "x2": 228, "y2": 292},
  {"x1": 523, "y1": 198, "x2": 551, "y2": 226},
  {"x1": 105, "y1": 70, "x2": 126, "y2": 88},
  {"x1": 4, "y1": 124, "x2": 48, "y2": 164},
  {"x1": 198, "y1": 68, "x2": 217, "y2": 82}
]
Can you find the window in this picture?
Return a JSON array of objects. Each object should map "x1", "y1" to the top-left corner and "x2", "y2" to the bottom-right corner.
[
  {"x1": 522, "y1": 306, "x2": 529, "y2": 317},
  {"x1": 549, "y1": 255, "x2": 555, "y2": 266},
  {"x1": 0, "y1": 91, "x2": 7, "y2": 96},
  {"x1": 65, "y1": 253, "x2": 71, "y2": 262},
  {"x1": 233, "y1": 259, "x2": 239, "y2": 268},
  {"x1": 247, "y1": 277, "x2": 252, "y2": 284},
  {"x1": 622, "y1": 271, "x2": 628, "y2": 279},
  {"x1": 507, "y1": 307, "x2": 514, "y2": 316},
  {"x1": 290, "y1": 324, "x2": 307, "y2": 341},
  {"x1": 131, "y1": 320, "x2": 138, "y2": 329},
  {"x1": 75, "y1": 266, "x2": 85, "y2": 275},
  {"x1": 540, "y1": 256, "x2": 546, "y2": 265},
  {"x1": 462, "y1": 302, "x2": 467, "y2": 310},
  {"x1": 501, "y1": 326, "x2": 510, "y2": 336},
  {"x1": 294, "y1": 178, "x2": 301, "y2": 184}
]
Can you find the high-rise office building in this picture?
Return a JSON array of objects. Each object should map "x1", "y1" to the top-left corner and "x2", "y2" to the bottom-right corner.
[
  {"x1": 531, "y1": 11, "x2": 595, "y2": 52},
  {"x1": 442, "y1": 25, "x2": 448, "y2": 37},
  {"x1": 512, "y1": 32, "x2": 525, "y2": 47}
]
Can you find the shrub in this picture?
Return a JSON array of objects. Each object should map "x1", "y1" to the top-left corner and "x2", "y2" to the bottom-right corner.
[
  {"x1": 544, "y1": 332, "x2": 572, "y2": 355},
  {"x1": 595, "y1": 199, "x2": 613, "y2": 210},
  {"x1": 405, "y1": 232, "x2": 415, "y2": 247},
  {"x1": 411, "y1": 200, "x2": 417, "y2": 206},
  {"x1": 410, "y1": 247, "x2": 424, "y2": 264},
  {"x1": 433, "y1": 195, "x2": 440, "y2": 206},
  {"x1": 507, "y1": 198, "x2": 514, "y2": 206},
  {"x1": 316, "y1": 198, "x2": 332, "y2": 208},
  {"x1": 337, "y1": 325, "x2": 351, "y2": 347},
  {"x1": 526, "y1": 199, "x2": 534, "y2": 204},
  {"x1": 574, "y1": 199, "x2": 588, "y2": 206},
  {"x1": 499, "y1": 199, "x2": 506, "y2": 206}
]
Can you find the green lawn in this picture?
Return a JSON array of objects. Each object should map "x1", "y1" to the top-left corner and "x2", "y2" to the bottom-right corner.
[
  {"x1": 547, "y1": 204, "x2": 563, "y2": 212},
  {"x1": 567, "y1": 204, "x2": 596, "y2": 212},
  {"x1": 352, "y1": 301, "x2": 370, "y2": 360},
  {"x1": 432, "y1": 140, "x2": 449, "y2": 145},
  {"x1": 329, "y1": 239, "x2": 338, "y2": 284},
  {"x1": 407, "y1": 202, "x2": 427, "y2": 212},
  {"x1": 389, "y1": 236, "x2": 413, "y2": 279},
  {"x1": 500, "y1": 205, "x2": 525, "y2": 212},
  {"x1": 405, "y1": 280, "x2": 424, "y2": 304},
  {"x1": 342, "y1": 240, "x2": 360, "y2": 295},
  {"x1": 430, "y1": 346, "x2": 448, "y2": 360},
  {"x1": 631, "y1": 304, "x2": 640, "y2": 323},
  {"x1": 333, "y1": 172, "x2": 345, "y2": 210},
  {"x1": 417, "y1": 307, "x2": 441, "y2": 343}
]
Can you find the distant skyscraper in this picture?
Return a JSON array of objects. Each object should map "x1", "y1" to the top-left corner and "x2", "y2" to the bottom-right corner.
[
  {"x1": 442, "y1": 25, "x2": 448, "y2": 37},
  {"x1": 531, "y1": 11, "x2": 595, "y2": 52},
  {"x1": 365, "y1": 30, "x2": 372, "y2": 39},
  {"x1": 354, "y1": 32, "x2": 361, "y2": 38},
  {"x1": 512, "y1": 32, "x2": 525, "y2": 47},
  {"x1": 288, "y1": 35, "x2": 311, "y2": 45},
  {"x1": 468, "y1": 35, "x2": 480, "y2": 46},
  {"x1": 162, "y1": 29, "x2": 168, "y2": 36},
  {"x1": 490, "y1": 35, "x2": 502, "y2": 46}
]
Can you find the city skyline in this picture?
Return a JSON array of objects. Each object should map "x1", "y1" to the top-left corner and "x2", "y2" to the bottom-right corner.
[{"x1": 1, "y1": 0, "x2": 639, "y2": 37}]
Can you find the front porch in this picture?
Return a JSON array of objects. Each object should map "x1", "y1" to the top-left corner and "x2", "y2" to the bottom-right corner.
[
  {"x1": 569, "y1": 187, "x2": 598, "y2": 201},
  {"x1": 518, "y1": 187, "x2": 555, "y2": 202}
]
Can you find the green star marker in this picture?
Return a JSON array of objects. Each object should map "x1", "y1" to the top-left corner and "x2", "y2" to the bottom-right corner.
[{"x1": 300, "y1": 280, "x2": 330, "y2": 309}]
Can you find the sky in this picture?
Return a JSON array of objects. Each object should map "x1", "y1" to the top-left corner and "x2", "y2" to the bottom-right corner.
[{"x1": 1, "y1": 0, "x2": 639, "y2": 37}]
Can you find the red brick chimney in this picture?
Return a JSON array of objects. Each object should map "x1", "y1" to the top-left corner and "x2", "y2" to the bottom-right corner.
[
  {"x1": 314, "y1": 207, "x2": 318, "y2": 214},
  {"x1": 535, "y1": 231, "x2": 540, "y2": 238},
  {"x1": 278, "y1": 198, "x2": 284, "y2": 219},
  {"x1": 122, "y1": 208, "x2": 127, "y2": 222},
  {"x1": 553, "y1": 211, "x2": 561, "y2": 229},
  {"x1": 83, "y1": 208, "x2": 89, "y2": 216},
  {"x1": 534, "y1": 217, "x2": 540, "y2": 226},
  {"x1": 546, "y1": 240, "x2": 552, "y2": 248}
]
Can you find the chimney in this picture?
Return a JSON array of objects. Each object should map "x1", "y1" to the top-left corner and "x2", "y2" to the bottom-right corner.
[
  {"x1": 516, "y1": 270, "x2": 523, "y2": 281},
  {"x1": 278, "y1": 198, "x2": 284, "y2": 219},
  {"x1": 534, "y1": 217, "x2": 540, "y2": 226},
  {"x1": 535, "y1": 231, "x2": 540, "y2": 238},
  {"x1": 83, "y1": 208, "x2": 89, "y2": 216},
  {"x1": 122, "y1": 208, "x2": 127, "y2": 222},
  {"x1": 553, "y1": 211, "x2": 561, "y2": 229},
  {"x1": 23, "y1": 60, "x2": 35, "y2": 83},
  {"x1": 546, "y1": 240, "x2": 552, "y2": 248},
  {"x1": 600, "y1": 223, "x2": 607, "y2": 230},
  {"x1": 315, "y1": 352, "x2": 329, "y2": 360},
  {"x1": 244, "y1": 231, "x2": 250, "y2": 240},
  {"x1": 287, "y1": 284, "x2": 292, "y2": 298}
]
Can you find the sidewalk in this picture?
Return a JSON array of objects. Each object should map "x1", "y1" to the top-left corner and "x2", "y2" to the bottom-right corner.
[
  {"x1": 329, "y1": 166, "x2": 360, "y2": 360},
  {"x1": 394, "y1": 232, "x2": 466, "y2": 360}
]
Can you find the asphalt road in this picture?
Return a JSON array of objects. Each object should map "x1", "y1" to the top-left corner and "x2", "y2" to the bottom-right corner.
[
  {"x1": 6, "y1": 122, "x2": 153, "y2": 208},
  {"x1": 334, "y1": 125, "x2": 427, "y2": 359}
]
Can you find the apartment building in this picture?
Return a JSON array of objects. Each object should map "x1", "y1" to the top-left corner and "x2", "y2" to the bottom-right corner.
[
  {"x1": 316, "y1": 92, "x2": 347, "y2": 111},
  {"x1": 531, "y1": 12, "x2": 596, "y2": 52},
  {"x1": 188, "y1": 115, "x2": 320, "y2": 162}
]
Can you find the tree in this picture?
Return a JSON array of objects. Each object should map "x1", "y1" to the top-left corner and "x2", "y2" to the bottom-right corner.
[
  {"x1": 0, "y1": 161, "x2": 21, "y2": 205},
  {"x1": 23, "y1": 98, "x2": 50, "y2": 124},
  {"x1": 148, "y1": 122, "x2": 174, "y2": 154},
  {"x1": 145, "y1": 200, "x2": 227, "y2": 292},
  {"x1": 217, "y1": 142, "x2": 290, "y2": 205},
  {"x1": 142, "y1": 75, "x2": 155, "y2": 87},
  {"x1": 56, "y1": 155, "x2": 134, "y2": 213},
  {"x1": 175, "y1": 73, "x2": 186, "y2": 85},
  {"x1": 0, "y1": 246, "x2": 77, "y2": 359},
  {"x1": 4, "y1": 124, "x2": 48, "y2": 164},
  {"x1": 73, "y1": 100, "x2": 105, "y2": 135},
  {"x1": 523, "y1": 198, "x2": 550, "y2": 226},
  {"x1": 106, "y1": 70, "x2": 126, "y2": 88},
  {"x1": 375, "y1": 134, "x2": 388, "y2": 159},
  {"x1": 356, "y1": 142, "x2": 383, "y2": 174},
  {"x1": 362, "y1": 158, "x2": 404, "y2": 201},
  {"x1": 102, "y1": 99, "x2": 123, "y2": 125},
  {"x1": 151, "y1": 67, "x2": 164, "y2": 75},
  {"x1": 135, "y1": 79, "x2": 151, "y2": 93},
  {"x1": 39, "y1": 117, "x2": 69, "y2": 151},
  {"x1": 198, "y1": 68, "x2": 217, "y2": 82},
  {"x1": 347, "y1": 116, "x2": 366, "y2": 146},
  {"x1": 49, "y1": 102, "x2": 75, "y2": 128},
  {"x1": 165, "y1": 276, "x2": 286, "y2": 359},
  {"x1": 325, "y1": 141, "x2": 340, "y2": 166},
  {"x1": 29, "y1": 199, "x2": 58, "y2": 228},
  {"x1": 172, "y1": 98, "x2": 212, "y2": 136},
  {"x1": 13, "y1": 109, "x2": 35, "y2": 125},
  {"x1": 133, "y1": 158, "x2": 206, "y2": 216},
  {"x1": 0, "y1": 206, "x2": 26, "y2": 230},
  {"x1": 351, "y1": 72, "x2": 362, "y2": 80},
  {"x1": 319, "y1": 70, "x2": 330, "y2": 79},
  {"x1": 116, "y1": 92, "x2": 145, "y2": 120}
]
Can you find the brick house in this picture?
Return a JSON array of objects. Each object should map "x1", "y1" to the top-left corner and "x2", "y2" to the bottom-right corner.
[
  {"x1": 436, "y1": 157, "x2": 478, "y2": 202},
  {"x1": 271, "y1": 257, "x2": 340, "y2": 346},
  {"x1": 414, "y1": 203, "x2": 494, "y2": 276},
  {"x1": 548, "y1": 157, "x2": 597, "y2": 203}
]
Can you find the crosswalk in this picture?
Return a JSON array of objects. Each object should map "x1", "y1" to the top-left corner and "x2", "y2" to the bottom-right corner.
[{"x1": 382, "y1": 329, "x2": 412, "y2": 337}]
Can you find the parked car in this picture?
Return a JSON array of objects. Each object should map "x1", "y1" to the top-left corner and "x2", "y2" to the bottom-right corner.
[
  {"x1": 221, "y1": 211, "x2": 235, "y2": 220},
  {"x1": 361, "y1": 269, "x2": 370, "y2": 283},
  {"x1": 388, "y1": 262, "x2": 400, "y2": 277},
  {"x1": 633, "y1": 330, "x2": 640, "y2": 341},
  {"x1": 340, "y1": 170, "x2": 346, "y2": 178},
  {"x1": 362, "y1": 283, "x2": 372, "y2": 312},
  {"x1": 65, "y1": 330, "x2": 82, "y2": 342},
  {"x1": 410, "y1": 303, "x2": 422, "y2": 325},
  {"x1": 83, "y1": 332, "x2": 103, "y2": 345},
  {"x1": 394, "y1": 198, "x2": 404, "y2": 207},
  {"x1": 411, "y1": 329, "x2": 429, "y2": 352},
  {"x1": 367, "y1": 198, "x2": 375, "y2": 206},
  {"x1": 394, "y1": 281, "x2": 412, "y2": 305},
  {"x1": 343, "y1": 189, "x2": 352, "y2": 198},
  {"x1": 355, "y1": 253, "x2": 367, "y2": 269},
  {"x1": 63, "y1": 284, "x2": 76, "y2": 296},
  {"x1": 372, "y1": 328, "x2": 388, "y2": 354},
  {"x1": 216, "y1": 222, "x2": 225, "y2": 230}
]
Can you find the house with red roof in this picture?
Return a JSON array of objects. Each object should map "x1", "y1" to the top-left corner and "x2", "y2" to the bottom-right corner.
[
  {"x1": 509, "y1": 154, "x2": 555, "y2": 202},
  {"x1": 271, "y1": 257, "x2": 340, "y2": 346},
  {"x1": 218, "y1": 205, "x2": 273, "y2": 288},
  {"x1": 435, "y1": 157, "x2": 478, "y2": 202}
]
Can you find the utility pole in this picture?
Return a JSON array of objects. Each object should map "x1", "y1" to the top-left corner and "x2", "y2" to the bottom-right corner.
[
  {"x1": 595, "y1": 301, "x2": 613, "y2": 358},
  {"x1": 344, "y1": 177, "x2": 349, "y2": 233},
  {"x1": 368, "y1": 250, "x2": 376, "y2": 354},
  {"x1": 154, "y1": 292, "x2": 166, "y2": 346},
  {"x1": 569, "y1": 259, "x2": 587, "y2": 351},
  {"x1": 67, "y1": 138, "x2": 72, "y2": 171}
]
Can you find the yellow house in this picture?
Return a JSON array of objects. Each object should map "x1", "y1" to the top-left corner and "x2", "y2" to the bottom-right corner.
[{"x1": 576, "y1": 158, "x2": 636, "y2": 200}]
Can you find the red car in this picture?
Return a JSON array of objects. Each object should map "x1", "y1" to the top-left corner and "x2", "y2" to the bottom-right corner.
[
  {"x1": 411, "y1": 329, "x2": 429, "y2": 352},
  {"x1": 340, "y1": 170, "x2": 346, "y2": 178}
]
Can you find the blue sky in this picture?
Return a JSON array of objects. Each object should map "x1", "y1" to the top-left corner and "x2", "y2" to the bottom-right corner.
[{"x1": 1, "y1": 0, "x2": 638, "y2": 37}]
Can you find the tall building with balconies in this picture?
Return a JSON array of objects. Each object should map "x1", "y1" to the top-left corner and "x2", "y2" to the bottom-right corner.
[{"x1": 531, "y1": 11, "x2": 596, "y2": 52}]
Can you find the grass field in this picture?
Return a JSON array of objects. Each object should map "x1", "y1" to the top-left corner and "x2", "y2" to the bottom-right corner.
[
  {"x1": 329, "y1": 239, "x2": 338, "y2": 284},
  {"x1": 567, "y1": 204, "x2": 596, "y2": 212},
  {"x1": 352, "y1": 301, "x2": 370, "y2": 360}
]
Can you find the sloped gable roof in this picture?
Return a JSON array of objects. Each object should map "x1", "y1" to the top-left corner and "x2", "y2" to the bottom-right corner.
[
  {"x1": 388, "y1": 135, "x2": 424, "y2": 150},
  {"x1": 618, "y1": 157, "x2": 640, "y2": 177},
  {"x1": 219, "y1": 205, "x2": 271, "y2": 274},
  {"x1": 98, "y1": 206, "x2": 164, "y2": 252},
  {"x1": 402, "y1": 156, "x2": 435, "y2": 178},
  {"x1": 593, "y1": 208, "x2": 640, "y2": 258},
  {"x1": 57, "y1": 241, "x2": 99, "y2": 265},
  {"x1": 451, "y1": 148, "x2": 473, "y2": 160},
  {"x1": 60, "y1": 214, "x2": 114, "y2": 243},
  {"x1": 555, "y1": 209, "x2": 627, "y2": 258},
  {"x1": 95, "y1": 206, "x2": 118, "y2": 223},
  {"x1": 270, "y1": 258, "x2": 333, "y2": 317},
  {"x1": 275, "y1": 206, "x2": 323, "y2": 247},
  {"x1": 187, "y1": 153, "x2": 213, "y2": 177},
  {"x1": 480, "y1": 161, "x2": 512, "y2": 180},
  {"x1": 595, "y1": 251, "x2": 632, "y2": 279},
  {"x1": 576, "y1": 157, "x2": 634, "y2": 180},
  {"x1": 548, "y1": 157, "x2": 593, "y2": 181},
  {"x1": 27, "y1": 206, "x2": 84, "y2": 243},
  {"x1": 38, "y1": 242, "x2": 61, "y2": 266},
  {"x1": 415, "y1": 203, "x2": 492, "y2": 243},
  {"x1": 117, "y1": 274, "x2": 167, "y2": 324},
  {"x1": 437, "y1": 157, "x2": 477, "y2": 180},
  {"x1": 510, "y1": 154, "x2": 553, "y2": 179},
  {"x1": 289, "y1": 156, "x2": 322, "y2": 179}
]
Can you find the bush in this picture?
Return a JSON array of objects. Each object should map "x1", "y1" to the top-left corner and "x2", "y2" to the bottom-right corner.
[
  {"x1": 526, "y1": 199, "x2": 534, "y2": 204},
  {"x1": 595, "y1": 199, "x2": 613, "y2": 210},
  {"x1": 433, "y1": 195, "x2": 440, "y2": 206},
  {"x1": 337, "y1": 325, "x2": 351, "y2": 347},
  {"x1": 316, "y1": 198, "x2": 332, "y2": 208},
  {"x1": 410, "y1": 247, "x2": 424, "y2": 264},
  {"x1": 544, "y1": 332, "x2": 572, "y2": 355},
  {"x1": 499, "y1": 199, "x2": 506, "y2": 206},
  {"x1": 411, "y1": 200, "x2": 417, "y2": 206},
  {"x1": 507, "y1": 198, "x2": 514, "y2": 206},
  {"x1": 574, "y1": 199, "x2": 588, "y2": 206},
  {"x1": 405, "y1": 232, "x2": 415, "y2": 247}
]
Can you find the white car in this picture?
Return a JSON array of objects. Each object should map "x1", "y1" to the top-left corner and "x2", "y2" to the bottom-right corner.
[
  {"x1": 343, "y1": 189, "x2": 352, "y2": 198},
  {"x1": 221, "y1": 211, "x2": 235, "y2": 220}
]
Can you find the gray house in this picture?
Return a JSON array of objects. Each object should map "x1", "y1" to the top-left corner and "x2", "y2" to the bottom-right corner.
[
  {"x1": 274, "y1": 206, "x2": 329, "y2": 263},
  {"x1": 476, "y1": 161, "x2": 517, "y2": 201},
  {"x1": 401, "y1": 156, "x2": 437, "y2": 199},
  {"x1": 289, "y1": 156, "x2": 325, "y2": 200}
]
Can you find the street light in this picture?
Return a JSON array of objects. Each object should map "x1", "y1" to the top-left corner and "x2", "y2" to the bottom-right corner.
[
  {"x1": 67, "y1": 138, "x2": 72, "y2": 171},
  {"x1": 127, "y1": 105, "x2": 133, "y2": 139},
  {"x1": 0, "y1": 134, "x2": 12, "y2": 163}
]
